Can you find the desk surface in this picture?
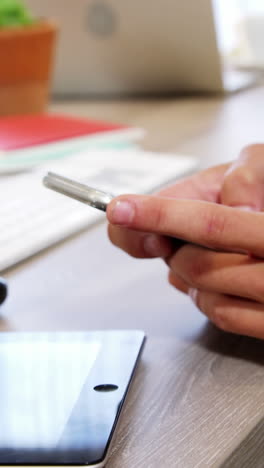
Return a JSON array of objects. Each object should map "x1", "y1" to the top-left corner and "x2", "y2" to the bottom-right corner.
[{"x1": 4, "y1": 86, "x2": 264, "y2": 467}]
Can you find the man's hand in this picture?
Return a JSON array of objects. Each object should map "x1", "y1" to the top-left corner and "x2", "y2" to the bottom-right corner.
[
  {"x1": 106, "y1": 144, "x2": 264, "y2": 339},
  {"x1": 168, "y1": 246, "x2": 264, "y2": 339},
  {"x1": 108, "y1": 162, "x2": 229, "y2": 258},
  {"x1": 108, "y1": 144, "x2": 264, "y2": 258},
  {"x1": 107, "y1": 193, "x2": 264, "y2": 339},
  {"x1": 220, "y1": 144, "x2": 264, "y2": 210}
]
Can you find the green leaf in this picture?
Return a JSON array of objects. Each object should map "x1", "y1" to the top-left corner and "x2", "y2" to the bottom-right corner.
[{"x1": 0, "y1": 0, "x2": 34, "y2": 28}]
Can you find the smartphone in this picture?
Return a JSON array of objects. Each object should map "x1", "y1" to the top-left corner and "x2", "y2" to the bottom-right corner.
[
  {"x1": 0, "y1": 330, "x2": 146, "y2": 466},
  {"x1": 43, "y1": 172, "x2": 114, "y2": 212}
]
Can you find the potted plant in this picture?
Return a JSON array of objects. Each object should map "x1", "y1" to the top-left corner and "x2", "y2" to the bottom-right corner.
[{"x1": 0, "y1": 0, "x2": 57, "y2": 115}]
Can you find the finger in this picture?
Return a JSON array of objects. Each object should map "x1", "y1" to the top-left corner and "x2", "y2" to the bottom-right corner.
[
  {"x1": 221, "y1": 144, "x2": 264, "y2": 210},
  {"x1": 108, "y1": 224, "x2": 174, "y2": 258},
  {"x1": 168, "y1": 270, "x2": 189, "y2": 294},
  {"x1": 169, "y1": 244, "x2": 264, "y2": 303},
  {"x1": 107, "y1": 195, "x2": 264, "y2": 257},
  {"x1": 190, "y1": 289, "x2": 264, "y2": 339},
  {"x1": 107, "y1": 163, "x2": 230, "y2": 260},
  {"x1": 158, "y1": 162, "x2": 230, "y2": 202}
]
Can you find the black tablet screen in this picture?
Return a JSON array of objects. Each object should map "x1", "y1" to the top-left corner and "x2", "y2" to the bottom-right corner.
[{"x1": 0, "y1": 331, "x2": 145, "y2": 465}]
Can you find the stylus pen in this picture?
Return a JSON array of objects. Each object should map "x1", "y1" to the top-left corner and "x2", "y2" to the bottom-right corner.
[
  {"x1": 43, "y1": 172, "x2": 114, "y2": 212},
  {"x1": 0, "y1": 277, "x2": 8, "y2": 305}
]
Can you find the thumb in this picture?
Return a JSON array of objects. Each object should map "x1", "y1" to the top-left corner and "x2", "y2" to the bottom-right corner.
[{"x1": 220, "y1": 144, "x2": 264, "y2": 211}]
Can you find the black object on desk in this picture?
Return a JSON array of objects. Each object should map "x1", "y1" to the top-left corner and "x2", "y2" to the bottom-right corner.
[
  {"x1": 0, "y1": 278, "x2": 8, "y2": 305},
  {"x1": 0, "y1": 330, "x2": 145, "y2": 466}
]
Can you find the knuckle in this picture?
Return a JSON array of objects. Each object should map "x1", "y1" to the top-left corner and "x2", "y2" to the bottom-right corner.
[
  {"x1": 201, "y1": 206, "x2": 228, "y2": 248},
  {"x1": 185, "y1": 254, "x2": 209, "y2": 288},
  {"x1": 151, "y1": 198, "x2": 166, "y2": 231},
  {"x1": 211, "y1": 307, "x2": 234, "y2": 333},
  {"x1": 171, "y1": 245, "x2": 213, "y2": 288},
  {"x1": 227, "y1": 165, "x2": 256, "y2": 187}
]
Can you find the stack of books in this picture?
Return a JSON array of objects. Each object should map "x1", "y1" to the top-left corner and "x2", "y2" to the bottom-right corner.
[{"x1": 0, "y1": 113, "x2": 144, "y2": 174}]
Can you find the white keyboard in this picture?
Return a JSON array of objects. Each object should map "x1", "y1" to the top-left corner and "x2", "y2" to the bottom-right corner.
[{"x1": 0, "y1": 149, "x2": 197, "y2": 271}]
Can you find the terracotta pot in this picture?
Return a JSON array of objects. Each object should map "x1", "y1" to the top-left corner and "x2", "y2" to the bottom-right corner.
[{"x1": 0, "y1": 20, "x2": 57, "y2": 116}]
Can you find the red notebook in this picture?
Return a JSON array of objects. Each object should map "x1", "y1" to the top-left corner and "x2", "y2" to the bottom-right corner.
[{"x1": 0, "y1": 114, "x2": 142, "y2": 151}]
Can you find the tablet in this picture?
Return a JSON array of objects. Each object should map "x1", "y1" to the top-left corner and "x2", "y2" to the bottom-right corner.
[{"x1": 0, "y1": 330, "x2": 146, "y2": 466}]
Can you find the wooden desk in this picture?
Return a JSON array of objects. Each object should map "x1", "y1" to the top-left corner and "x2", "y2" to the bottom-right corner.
[{"x1": 4, "y1": 86, "x2": 264, "y2": 467}]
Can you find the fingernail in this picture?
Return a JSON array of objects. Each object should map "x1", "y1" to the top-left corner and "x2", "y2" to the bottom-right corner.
[
  {"x1": 236, "y1": 205, "x2": 257, "y2": 211},
  {"x1": 188, "y1": 288, "x2": 198, "y2": 305},
  {"x1": 143, "y1": 235, "x2": 168, "y2": 257},
  {"x1": 110, "y1": 201, "x2": 135, "y2": 225}
]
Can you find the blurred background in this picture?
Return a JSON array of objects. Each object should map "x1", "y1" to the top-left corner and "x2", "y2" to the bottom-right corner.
[
  {"x1": 215, "y1": 0, "x2": 264, "y2": 68},
  {"x1": 1, "y1": 0, "x2": 264, "y2": 114}
]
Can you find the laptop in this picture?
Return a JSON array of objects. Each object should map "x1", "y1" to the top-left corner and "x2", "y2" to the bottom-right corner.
[{"x1": 25, "y1": 0, "x2": 256, "y2": 95}]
